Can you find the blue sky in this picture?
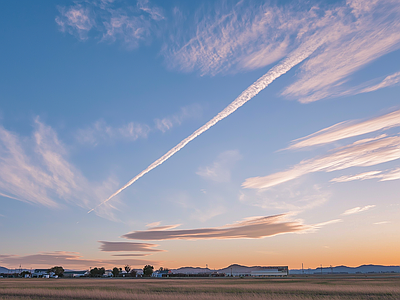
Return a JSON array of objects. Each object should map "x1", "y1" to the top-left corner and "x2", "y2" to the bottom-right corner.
[{"x1": 1, "y1": 0, "x2": 400, "y2": 270}]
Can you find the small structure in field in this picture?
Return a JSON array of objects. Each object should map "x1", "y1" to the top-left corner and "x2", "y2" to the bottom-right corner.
[{"x1": 251, "y1": 266, "x2": 288, "y2": 277}]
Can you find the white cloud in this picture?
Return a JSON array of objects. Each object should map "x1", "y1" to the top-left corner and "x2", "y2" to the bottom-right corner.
[
  {"x1": 358, "y1": 71, "x2": 400, "y2": 93},
  {"x1": 282, "y1": 0, "x2": 400, "y2": 103},
  {"x1": 78, "y1": 105, "x2": 201, "y2": 146},
  {"x1": 374, "y1": 221, "x2": 390, "y2": 225},
  {"x1": 380, "y1": 167, "x2": 400, "y2": 181},
  {"x1": 55, "y1": 4, "x2": 95, "y2": 40},
  {"x1": 76, "y1": 120, "x2": 150, "y2": 146},
  {"x1": 243, "y1": 134, "x2": 400, "y2": 190},
  {"x1": 165, "y1": 2, "x2": 317, "y2": 75},
  {"x1": 137, "y1": 0, "x2": 165, "y2": 21},
  {"x1": 331, "y1": 167, "x2": 400, "y2": 183},
  {"x1": 166, "y1": 0, "x2": 400, "y2": 105},
  {"x1": 287, "y1": 109, "x2": 400, "y2": 150},
  {"x1": 190, "y1": 204, "x2": 226, "y2": 223},
  {"x1": 342, "y1": 205, "x2": 376, "y2": 215},
  {"x1": 154, "y1": 104, "x2": 202, "y2": 133},
  {"x1": 56, "y1": 0, "x2": 164, "y2": 48},
  {"x1": 197, "y1": 150, "x2": 242, "y2": 182},
  {"x1": 331, "y1": 171, "x2": 383, "y2": 183},
  {"x1": 146, "y1": 221, "x2": 161, "y2": 228},
  {"x1": 240, "y1": 182, "x2": 329, "y2": 212},
  {"x1": 0, "y1": 118, "x2": 121, "y2": 221}
]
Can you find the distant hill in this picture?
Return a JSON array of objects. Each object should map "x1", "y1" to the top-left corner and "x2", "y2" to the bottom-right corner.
[
  {"x1": 172, "y1": 264, "x2": 400, "y2": 275},
  {"x1": 290, "y1": 264, "x2": 400, "y2": 274},
  {"x1": 218, "y1": 264, "x2": 270, "y2": 274},
  {"x1": 0, "y1": 267, "x2": 9, "y2": 273},
  {"x1": 172, "y1": 264, "x2": 286, "y2": 275}
]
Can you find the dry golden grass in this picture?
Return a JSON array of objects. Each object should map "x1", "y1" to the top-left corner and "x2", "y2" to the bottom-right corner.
[{"x1": 1, "y1": 274, "x2": 400, "y2": 299}]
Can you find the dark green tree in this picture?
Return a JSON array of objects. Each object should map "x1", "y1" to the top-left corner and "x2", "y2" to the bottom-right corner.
[
  {"x1": 112, "y1": 267, "x2": 120, "y2": 277},
  {"x1": 90, "y1": 267, "x2": 105, "y2": 277},
  {"x1": 143, "y1": 265, "x2": 154, "y2": 277},
  {"x1": 48, "y1": 266, "x2": 64, "y2": 277}
]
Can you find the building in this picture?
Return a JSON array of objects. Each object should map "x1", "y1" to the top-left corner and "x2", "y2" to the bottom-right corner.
[
  {"x1": 63, "y1": 271, "x2": 87, "y2": 278},
  {"x1": 251, "y1": 266, "x2": 288, "y2": 277},
  {"x1": 31, "y1": 269, "x2": 49, "y2": 278},
  {"x1": 152, "y1": 270, "x2": 172, "y2": 277},
  {"x1": 31, "y1": 269, "x2": 58, "y2": 278}
]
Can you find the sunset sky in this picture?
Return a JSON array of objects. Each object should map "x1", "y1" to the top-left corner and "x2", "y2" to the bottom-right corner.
[{"x1": 1, "y1": 0, "x2": 400, "y2": 271}]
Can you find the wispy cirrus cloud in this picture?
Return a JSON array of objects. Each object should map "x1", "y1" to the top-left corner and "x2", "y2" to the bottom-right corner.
[
  {"x1": 56, "y1": 4, "x2": 95, "y2": 40},
  {"x1": 374, "y1": 221, "x2": 390, "y2": 225},
  {"x1": 240, "y1": 182, "x2": 329, "y2": 212},
  {"x1": 358, "y1": 71, "x2": 400, "y2": 93},
  {"x1": 137, "y1": 0, "x2": 165, "y2": 21},
  {"x1": 243, "y1": 134, "x2": 400, "y2": 190},
  {"x1": 167, "y1": 0, "x2": 400, "y2": 103},
  {"x1": 286, "y1": 109, "x2": 400, "y2": 150},
  {"x1": 282, "y1": 0, "x2": 400, "y2": 103},
  {"x1": 197, "y1": 150, "x2": 242, "y2": 183},
  {"x1": 379, "y1": 167, "x2": 400, "y2": 181},
  {"x1": 0, "y1": 118, "x2": 121, "y2": 221},
  {"x1": 122, "y1": 214, "x2": 337, "y2": 241},
  {"x1": 165, "y1": 1, "x2": 319, "y2": 75},
  {"x1": 99, "y1": 241, "x2": 164, "y2": 252},
  {"x1": 331, "y1": 171, "x2": 384, "y2": 183},
  {"x1": 76, "y1": 120, "x2": 150, "y2": 146},
  {"x1": 342, "y1": 205, "x2": 376, "y2": 215},
  {"x1": 0, "y1": 251, "x2": 158, "y2": 269},
  {"x1": 56, "y1": 0, "x2": 165, "y2": 48},
  {"x1": 147, "y1": 224, "x2": 181, "y2": 231},
  {"x1": 331, "y1": 167, "x2": 400, "y2": 183},
  {"x1": 154, "y1": 104, "x2": 202, "y2": 133}
]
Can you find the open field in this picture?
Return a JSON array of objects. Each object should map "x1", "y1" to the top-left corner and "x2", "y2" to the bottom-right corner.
[{"x1": 1, "y1": 275, "x2": 400, "y2": 300}]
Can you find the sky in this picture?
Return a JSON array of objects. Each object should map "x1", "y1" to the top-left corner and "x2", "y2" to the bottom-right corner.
[{"x1": 0, "y1": 0, "x2": 400, "y2": 271}]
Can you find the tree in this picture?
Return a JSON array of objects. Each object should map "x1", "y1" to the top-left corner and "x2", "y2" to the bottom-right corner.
[
  {"x1": 90, "y1": 267, "x2": 105, "y2": 277},
  {"x1": 112, "y1": 267, "x2": 120, "y2": 278},
  {"x1": 125, "y1": 265, "x2": 131, "y2": 273},
  {"x1": 143, "y1": 265, "x2": 154, "y2": 277},
  {"x1": 48, "y1": 266, "x2": 64, "y2": 277}
]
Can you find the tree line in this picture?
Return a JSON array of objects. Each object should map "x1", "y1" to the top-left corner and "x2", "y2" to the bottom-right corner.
[{"x1": 14, "y1": 265, "x2": 170, "y2": 278}]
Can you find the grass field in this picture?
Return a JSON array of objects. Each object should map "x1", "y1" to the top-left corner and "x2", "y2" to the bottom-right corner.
[{"x1": 1, "y1": 274, "x2": 400, "y2": 299}]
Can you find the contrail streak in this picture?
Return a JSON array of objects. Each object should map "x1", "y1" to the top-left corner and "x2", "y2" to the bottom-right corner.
[{"x1": 88, "y1": 43, "x2": 320, "y2": 214}]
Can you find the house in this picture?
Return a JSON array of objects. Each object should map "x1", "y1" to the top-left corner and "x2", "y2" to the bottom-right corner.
[
  {"x1": 152, "y1": 270, "x2": 172, "y2": 278},
  {"x1": 31, "y1": 269, "x2": 58, "y2": 278},
  {"x1": 32, "y1": 269, "x2": 48, "y2": 278},
  {"x1": 63, "y1": 271, "x2": 87, "y2": 278}
]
